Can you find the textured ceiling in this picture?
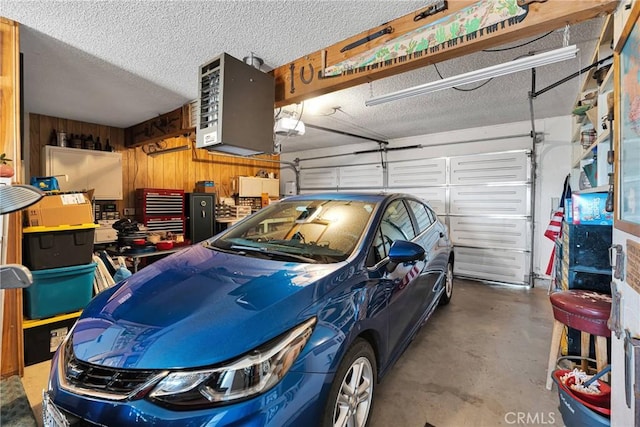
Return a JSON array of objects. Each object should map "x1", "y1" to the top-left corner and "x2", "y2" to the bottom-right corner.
[{"x1": 0, "y1": 1, "x2": 604, "y2": 153}]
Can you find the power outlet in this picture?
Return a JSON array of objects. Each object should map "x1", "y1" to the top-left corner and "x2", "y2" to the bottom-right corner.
[{"x1": 124, "y1": 207, "x2": 136, "y2": 216}]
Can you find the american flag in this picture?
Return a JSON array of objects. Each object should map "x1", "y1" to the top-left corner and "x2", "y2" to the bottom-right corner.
[{"x1": 545, "y1": 175, "x2": 572, "y2": 275}]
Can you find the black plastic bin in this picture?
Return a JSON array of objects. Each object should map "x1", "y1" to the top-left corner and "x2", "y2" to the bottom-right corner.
[
  {"x1": 23, "y1": 224, "x2": 97, "y2": 270},
  {"x1": 23, "y1": 312, "x2": 80, "y2": 365}
]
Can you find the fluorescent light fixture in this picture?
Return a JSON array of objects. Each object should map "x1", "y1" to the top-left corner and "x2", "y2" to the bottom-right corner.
[{"x1": 365, "y1": 45, "x2": 578, "y2": 106}]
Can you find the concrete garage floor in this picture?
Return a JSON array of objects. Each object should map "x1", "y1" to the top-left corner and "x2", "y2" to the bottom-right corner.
[
  {"x1": 22, "y1": 279, "x2": 562, "y2": 426},
  {"x1": 369, "y1": 279, "x2": 562, "y2": 427}
]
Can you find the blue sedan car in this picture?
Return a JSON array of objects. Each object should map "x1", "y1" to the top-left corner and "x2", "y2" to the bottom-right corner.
[{"x1": 45, "y1": 192, "x2": 454, "y2": 427}]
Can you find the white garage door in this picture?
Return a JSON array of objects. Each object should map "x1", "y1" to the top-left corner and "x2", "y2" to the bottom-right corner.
[
  {"x1": 387, "y1": 150, "x2": 532, "y2": 285},
  {"x1": 297, "y1": 149, "x2": 532, "y2": 285}
]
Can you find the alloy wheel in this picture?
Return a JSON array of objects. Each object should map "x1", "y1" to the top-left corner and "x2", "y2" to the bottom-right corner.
[
  {"x1": 333, "y1": 356, "x2": 374, "y2": 427},
  {"x1": 445, "y1": 262, "x2": 453, "y2": 298}
]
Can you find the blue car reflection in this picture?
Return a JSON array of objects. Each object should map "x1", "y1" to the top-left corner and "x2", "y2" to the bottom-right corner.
[{"x1": 46, "y1": 193, "x2": 454, "y2": 426}]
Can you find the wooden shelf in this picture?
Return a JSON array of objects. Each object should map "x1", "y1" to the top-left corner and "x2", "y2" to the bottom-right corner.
[
  {"x1": 571, "y1": 115, "x2": 587, "y2": 143},
  {"x1": 595, "y1": 128, "x2": 611, "y2": 146},
  {"x1": 571, "y1": 14, "x2": 614, "y2": 112},
  {"x1": 577, "y1": 185, "x2": 610, "y2": 194},
  {"x1": 572, "y1": 123, "x2": 581, "y2": 143},
  {"x1": 598, "y1": 14, "x2": 614, "y2": 53},
  {"x1": 572, "y1": 129, "x2": 610, "y2": 168},
  {"x1": 599, "y1": 65, "x2": 614, "y2": 92},
  {"x1": 568, "y1": 15, "x2": 615, "y2": 196}
]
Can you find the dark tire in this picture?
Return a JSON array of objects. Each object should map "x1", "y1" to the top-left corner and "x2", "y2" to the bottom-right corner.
[
  {"x1": 321, "y1": 339, "x2": 377, "y2": 427},
  {"x1": 439, "y1": 260, "x2": 454, "y2": 306}
]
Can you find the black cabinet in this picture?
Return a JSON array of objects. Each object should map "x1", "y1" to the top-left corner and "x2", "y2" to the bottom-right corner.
[
  {"x1": 559, "y1": 222, "x2": 612, "y2": 293},
  {"x1": 185, "y1": 193, "x2": 216, "y2": 243}
]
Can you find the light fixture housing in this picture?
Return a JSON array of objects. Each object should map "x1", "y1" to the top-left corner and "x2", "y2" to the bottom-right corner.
[
  {"x1": 365, "y1": 45, "x2": 578, "y2": 106},
  {"x1": 147, "y1": 145, "x2": 190, "y2": 157},
  {"x1": 0, "y1": 184, "x2": 44, "y2": 215},
  {"x1": 274, "y1": 117, "x2": 306, "y2": 136}
]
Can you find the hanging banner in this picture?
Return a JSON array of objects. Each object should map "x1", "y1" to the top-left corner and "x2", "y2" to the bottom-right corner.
[
  {"x1": 271, "y1": 0, "x2": 618, "y2": 107},
  {"x1": 324, "y1": 0, "x2": 530, "y2": 77}
]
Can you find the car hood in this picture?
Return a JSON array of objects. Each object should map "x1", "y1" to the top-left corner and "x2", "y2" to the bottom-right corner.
[{"x1": 71, "y1": 245, "x2": 346, "y2": 369}]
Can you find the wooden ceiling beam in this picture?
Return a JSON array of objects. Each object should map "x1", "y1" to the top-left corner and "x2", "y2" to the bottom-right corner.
[
  {"x1": 125, "y1": 105, "x2": 194, "y2": 148},
  {"x1": 271, "y1": 0, "x2": 618, "y2": 108}
]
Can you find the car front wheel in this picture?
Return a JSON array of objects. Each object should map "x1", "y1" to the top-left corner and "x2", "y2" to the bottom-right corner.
[
  {"x1": 439, "y1": 260, "x2": 454, "y2": 306},
  {"x1": 322, "y1": 339, "x2": 376, "y2": 427}
]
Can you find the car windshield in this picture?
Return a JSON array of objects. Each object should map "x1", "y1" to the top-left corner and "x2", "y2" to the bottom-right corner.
[{"x1": 210, "y1": 199, "x2": 375, "y2": 263}]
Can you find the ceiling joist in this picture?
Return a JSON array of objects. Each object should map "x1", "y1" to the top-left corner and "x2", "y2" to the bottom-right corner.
[{"x1": 271, "y1": 0, "x2": 618, "y2": 107}]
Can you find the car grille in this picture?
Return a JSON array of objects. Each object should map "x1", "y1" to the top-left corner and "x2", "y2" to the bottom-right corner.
[{"x1": 62, "y1": 338, "x2": 165, "y2": 400}]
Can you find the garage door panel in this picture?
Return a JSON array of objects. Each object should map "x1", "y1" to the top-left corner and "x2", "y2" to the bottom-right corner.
[
  {"x1": 454, "y1": 247, "x2": 528, "y2": 285},
  {"x1": 339, "y1": 164, "x2": 384, "y2": 188},
  {"x1": 298, "y1": 189, "x2": 329, "y2": 195},
  {"x1": 390, "y1": 187, "x2": 446, "y2": 215},
  {"x1": 450, "y1": 151, "x2": 529, "y2": 184},
  {"x1": 388, "y1": 158, "x2": 446, "y2": 186},
  {"x1": 449, "y1": 217, "x2": 529, "y2": 250},
  {"x1": 300, "y1": 168, "x2": 338, "y2": 189},
  {"x1": 450, "y1": 185, "x2": 529, "y2": 216},
  {"x1": 337, "y1": 188, "x2": 381, "y2": 194}
]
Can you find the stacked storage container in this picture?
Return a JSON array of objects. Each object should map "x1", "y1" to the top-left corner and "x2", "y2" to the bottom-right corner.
[
  {"x1": 21, "y1": 191, "x2": 98, "y2": 365},
  {"x1": 23, "y1": 224, "x2": 97, "y2": 318}
]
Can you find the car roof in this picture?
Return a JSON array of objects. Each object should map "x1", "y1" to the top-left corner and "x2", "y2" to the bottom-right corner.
[{"x1": 282, "y1": 192, "x2": 393, "y2": 203}]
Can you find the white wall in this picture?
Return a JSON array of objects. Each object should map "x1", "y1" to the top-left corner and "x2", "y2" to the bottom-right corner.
[
  {"x1": 281, "y1": 116, "x2": 574, "y2": 283},
  {"x1": 534, "y1": 116, "x2": 573, "y2": 284}
]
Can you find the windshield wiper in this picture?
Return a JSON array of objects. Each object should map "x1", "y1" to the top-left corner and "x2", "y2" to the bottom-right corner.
[
  {"x1": 202, "y1": 241, "x2": 235, "y2": 253},
  {"x1": 230, "y1": 245, "x2": 317, "y2": 263}
]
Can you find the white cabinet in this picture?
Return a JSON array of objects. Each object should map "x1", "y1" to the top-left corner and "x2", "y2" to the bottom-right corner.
[
  {"x1": 234, "y1": 176, "x2": 279, "y2": 197},
  {"x1": 43, "y1": 146, "x2": 123, "y2": 200},
  {"x1": 262, "y1": 178, "x2": 280, "y2": 197}
]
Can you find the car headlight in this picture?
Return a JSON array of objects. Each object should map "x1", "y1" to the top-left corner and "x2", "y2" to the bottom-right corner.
[{"x1": 148, "y1": 317, "x2": 316, "y2": 409}]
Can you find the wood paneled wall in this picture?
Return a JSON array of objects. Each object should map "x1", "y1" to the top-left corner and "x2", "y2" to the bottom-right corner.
[
  {"x1": 30, "y1": 114, "x2": 280, "y2": 214},
  {"x1": 1, "y1": 17, "x2": 24, "y2": 379},
  {"x1": 0, "y1": 17, "x2": 24, "y2": 378}
]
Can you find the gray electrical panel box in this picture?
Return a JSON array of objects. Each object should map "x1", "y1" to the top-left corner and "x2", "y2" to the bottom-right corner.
[{"x1": 196, "y1": 53, "x2": 275, "y2": 156}]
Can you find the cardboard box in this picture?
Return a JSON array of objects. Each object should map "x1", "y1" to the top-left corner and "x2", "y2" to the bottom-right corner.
[
  {"x1": 195, "y1": 185, "x2": 216, "y2": 193},
  {"x1": 571, "y1": 192, "x2": 613, "y2": 225},
  {"x1": 195, "y1": 180, "x2": 215, "y2": 193},
  {"x1": 26, "y1": 192, "x2": 94, "y2": 227}
]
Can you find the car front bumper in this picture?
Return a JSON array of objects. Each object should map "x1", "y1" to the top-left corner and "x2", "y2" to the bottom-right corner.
[{"x1": 47, "y1": 352, "x2": 330, "y2": 427}]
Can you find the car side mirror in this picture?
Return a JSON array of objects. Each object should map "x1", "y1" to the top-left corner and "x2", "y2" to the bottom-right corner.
[{"x1": 388, "y1": 240, "x2": 426, "y2": 263}]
